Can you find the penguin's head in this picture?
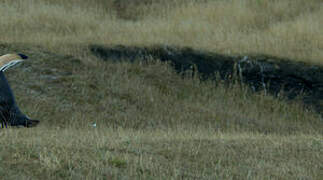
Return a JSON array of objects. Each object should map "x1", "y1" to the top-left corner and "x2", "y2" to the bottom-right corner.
[{"x1": 0, "y1": 53, "x2": 28, "y2": 71}]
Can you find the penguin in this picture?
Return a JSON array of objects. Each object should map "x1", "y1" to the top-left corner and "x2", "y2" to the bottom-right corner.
[{"x1": 0, "y1": 54, "x2": 39, "y2": 128}]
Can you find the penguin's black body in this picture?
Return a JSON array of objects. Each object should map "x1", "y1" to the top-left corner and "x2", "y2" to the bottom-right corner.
[{"x1": 0, "y1": 54, "x2": 39, "y2": 128}]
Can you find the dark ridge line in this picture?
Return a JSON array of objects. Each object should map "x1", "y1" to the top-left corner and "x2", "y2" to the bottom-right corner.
[{"x1": 89, "y1": 44, "x2": 323, "y2": 114}]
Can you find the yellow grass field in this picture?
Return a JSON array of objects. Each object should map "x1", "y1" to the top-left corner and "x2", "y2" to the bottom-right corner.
[
  {"x1": 0, "y1": 0, "x2": 322, "y2": 63},
  {"x1": 0, "y1": 0, "x2": 322, "y2": 179}
]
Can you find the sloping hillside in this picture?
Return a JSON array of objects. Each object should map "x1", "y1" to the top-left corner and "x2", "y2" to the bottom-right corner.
[{"x1": 1, "y1": 43, "x2": 321, "y2": 133}]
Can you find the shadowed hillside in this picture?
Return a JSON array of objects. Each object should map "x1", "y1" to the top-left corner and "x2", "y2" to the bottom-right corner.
[{"x1": 90, "y1": 45, "x2": 323, "y2": 114}]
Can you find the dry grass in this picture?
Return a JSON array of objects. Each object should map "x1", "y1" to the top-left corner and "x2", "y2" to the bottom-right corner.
[
  {"x1": 0, "y1": 0, "x2": 322, "y2": 63},
  {"x1": 0, "y1": 0, "x2": 322, "y2": 179},
  {"x1": 1, "y1": 128, "x2": 322, "y2": 179}
]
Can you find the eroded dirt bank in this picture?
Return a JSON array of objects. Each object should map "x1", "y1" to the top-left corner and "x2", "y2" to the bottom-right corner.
[{"x1": 90, "y1": 44, "x2": 323, "y2": 113}]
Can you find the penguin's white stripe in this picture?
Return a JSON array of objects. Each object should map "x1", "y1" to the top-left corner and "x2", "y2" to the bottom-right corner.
[
  {"x1": 0, "y1": 59, "x2": 24, "y2": 71},
  {"x1": 0, "y1": 54, "x2": 27, "y2": 72}
]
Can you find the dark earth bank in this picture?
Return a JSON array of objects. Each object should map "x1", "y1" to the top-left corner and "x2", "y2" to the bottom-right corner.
[{"x1": 90, "y1": 44, "x2": 323, "y2": 114}]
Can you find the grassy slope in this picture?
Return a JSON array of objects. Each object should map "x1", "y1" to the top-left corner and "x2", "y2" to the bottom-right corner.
[
  {"x1": 0, "y1": 0, "x2": 322, "y2": 179},
  {"x1": 0, "y1": 43, "x2": 322, "y2": 179}
]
